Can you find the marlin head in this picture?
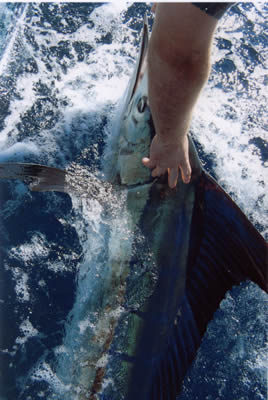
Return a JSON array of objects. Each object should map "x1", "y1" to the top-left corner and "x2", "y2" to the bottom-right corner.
[
  {"x1": 116, "y1": 15, "x2": 202, "y2": 188},
  {"x1": 116, "y1": 15, "x2": 152, "y2": 186}
]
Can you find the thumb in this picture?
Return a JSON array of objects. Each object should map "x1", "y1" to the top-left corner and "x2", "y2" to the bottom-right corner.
[{"x1": 142, "y1": 157, "x2": 155, "y2": 169}]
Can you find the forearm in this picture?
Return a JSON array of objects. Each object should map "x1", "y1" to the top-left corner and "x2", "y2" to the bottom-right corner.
[
  {"x1": 148, "y1": 3, "x2": 217, "y2": 143},
  {"x1": 143, "y1": 3, "x2": 218, "y2": 188},
  {"x1": 148, "y1": 39, "x2": 210, "y2": 142}
]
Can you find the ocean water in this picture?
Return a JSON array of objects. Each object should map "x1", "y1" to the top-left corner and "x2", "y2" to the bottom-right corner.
[{"x1": 0, "y1": 3, "x2": 267, "y2": 400}]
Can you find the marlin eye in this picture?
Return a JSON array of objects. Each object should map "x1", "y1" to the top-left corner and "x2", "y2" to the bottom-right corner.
[{"x1": 137, "y1": 96, "x2": 147, "y2": 113}]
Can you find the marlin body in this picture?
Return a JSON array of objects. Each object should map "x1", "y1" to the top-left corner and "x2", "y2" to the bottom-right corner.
[
  {"x1": 0, "y1": 17, "x2": 267, "y2": 400},
  {"x1": 101, "y1": 17, "x2": 268, "y2": 400}
]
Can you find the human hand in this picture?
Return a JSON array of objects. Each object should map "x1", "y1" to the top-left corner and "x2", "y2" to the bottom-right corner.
[{"x1": 142, "y1": 134, "x2": 191, "y2": 188}]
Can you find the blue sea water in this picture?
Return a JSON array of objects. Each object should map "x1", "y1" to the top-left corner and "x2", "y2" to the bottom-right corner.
[{"x1": 0, "y1": 2, "x2": 267, "y2": 400}]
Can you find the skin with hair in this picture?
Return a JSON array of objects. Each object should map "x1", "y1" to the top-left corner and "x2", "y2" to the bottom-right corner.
[{"x1": 142, "y1": 3, "x2": 218, "y2": 188}]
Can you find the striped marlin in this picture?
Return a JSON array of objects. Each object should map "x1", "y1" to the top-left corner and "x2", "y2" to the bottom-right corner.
[{"x1": 0, "y1": 16, "x2": 267, "y2": 400}]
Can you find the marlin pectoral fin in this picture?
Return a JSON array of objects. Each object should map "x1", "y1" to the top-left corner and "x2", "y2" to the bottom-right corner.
[
  {"x1": 0, "y1": 162, "x2": 67, "y2": 192},
  {"x1": 138, "y1": 172, "x2": 267, "y2": 399},
  {"x1": 0, "y1": 162, "x2": 113, "y2": 203}
]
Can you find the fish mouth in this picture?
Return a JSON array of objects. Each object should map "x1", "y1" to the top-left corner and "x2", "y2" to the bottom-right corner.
[{"x1": 121, "y1": 177, "x2": 155, "y2": 190}]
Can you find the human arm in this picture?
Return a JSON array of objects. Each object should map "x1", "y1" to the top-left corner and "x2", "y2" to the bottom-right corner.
[{"x1": 142, "y1": 3, "x2": 218, "y2": 188}]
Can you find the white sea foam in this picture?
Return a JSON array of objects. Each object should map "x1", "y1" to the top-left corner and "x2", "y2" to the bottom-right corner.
[
  {"x1": 31, "y1": 361, "x2": 71, "y2": 395},
  {"x1": 0, "y1": 3, "x2": 133, "y2": 169},
  {"x1": 0, "y1": 4, "x2": 28, "y2": 75},
  {"x1": 54, "y1": 186, "x2": 131, "y2": 399},
  {"x1": 190, "y1": 4, "x2": 268, "y2": 235},
  {"x1": 16, "y1": 318, "x2": 39, "y2": 345},
  {"x1": 12, "y1": 267, "x2": 30, "y2": 302},
  {"x1": 10, "y1": 233, "x2": 49, "y2": 262},
  {"x1": 0, "y1": 141, "x2": 40, "y2": 162}
]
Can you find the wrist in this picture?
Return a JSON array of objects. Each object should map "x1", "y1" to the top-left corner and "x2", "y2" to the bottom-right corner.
[
  {"x1": 155, "y1": 112, "x2": 191, "y2": 143},
  {"x1": 157, "y1": 127, "x2": 189, "y2": 146}
]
